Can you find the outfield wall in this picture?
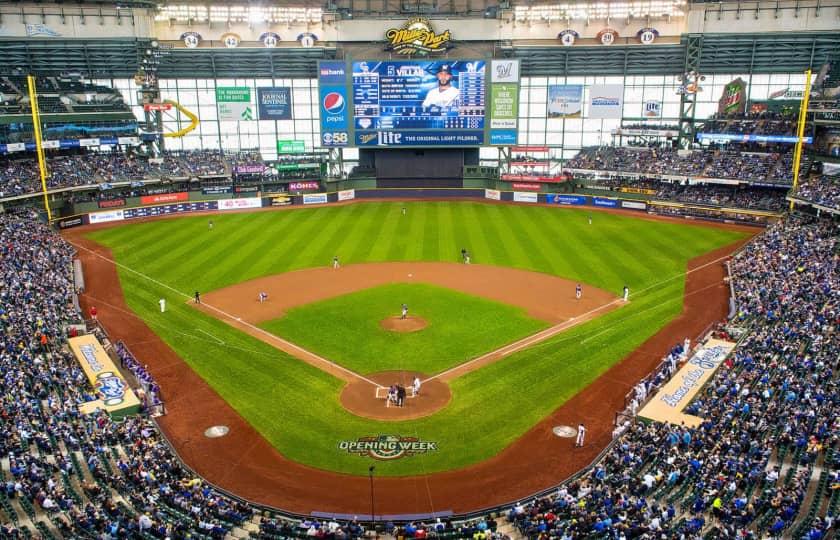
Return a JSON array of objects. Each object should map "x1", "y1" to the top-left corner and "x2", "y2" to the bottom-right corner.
[{"x1": 54, "y1": 188, "x2": 776, "y2": 231}]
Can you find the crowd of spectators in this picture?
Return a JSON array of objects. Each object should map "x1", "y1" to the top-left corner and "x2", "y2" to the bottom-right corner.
[
  {"x1": 566, "y1": 146, "x2": 793, "y2": 184},
  {"x1": 794, "y1": 175, "x2": 840, "y2": 211},
  {"x1": 509, "y1": 214, "x2": 838, "y2": 538},
  {"x1": 698, "y1": 111, "x2": 810, "y2": 138}
]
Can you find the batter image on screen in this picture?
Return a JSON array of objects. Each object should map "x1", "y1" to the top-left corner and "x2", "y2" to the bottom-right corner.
[
  {"x1": 422, "y1": 64, "x2": 460, "y2": 108},
  {"x1": 352, "y1": 60, "x2": 485, "y2": 132}
]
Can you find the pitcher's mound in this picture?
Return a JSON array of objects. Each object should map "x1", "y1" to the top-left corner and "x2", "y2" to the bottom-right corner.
[{"x1": 380, "y1": 316, "x2": 428, "y2": 333}]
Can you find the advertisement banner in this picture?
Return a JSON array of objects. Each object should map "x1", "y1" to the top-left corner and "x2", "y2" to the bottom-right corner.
[
  {"x1": 696, "y1": 133, "x2": 813, "y2": 144},
  {"x1": 257, "y1": 87, "x2": 293, "y2": 120},
  {"x1": 98, "y1": 199, "x2": 126, "y2": 208},
  {"x1": 338, "y1": 189, "x2": 356, "y2": 201},
  {"x1": 548, "y1": 194, "x2": 586, "y2": 205},
  {"x1": 56, "y1": 216, "x2": 85, "y2": 229},
  {"x1": 484, "y1": 189, "x2": 501, "y2": 201},
  {"x1": 355, "y1": 130, "x2": 483, "y2": 147},
  {"x1": 233, "y1": 165, "x2": 266, "y2": 174},
  {"x1": 275, "y1": 162, "x2": 321, "y2": 171},
  {"x1": 202, "y1": 185, "x2": 233, "y2": 195},
  {"x1": 489, "y1": 130, "x2": 517, "y2": 145},
  {"x1": 592, "y1": 197, "x2": 619, "y2": 208},
  {"x1": 234, "y1": 185, "x2": 260, "y2": 193},
  {"x1": 216, "y1": 87, "x2": 254, "y2": 122},
  {"x1": 491, "y1": 60, "x2": 520, "y2": 83},
  {"x1": 588, "y1": 84, "x2": 624, "y2": 119},
  {"x1": 41, "y1": 140, "x2": 60, "y2": 149},
  {"x1": 68, "y1": 335, "x2": 140, "y2": 418},
  {"x1": 318, "y1": 61, "x2": 347, "y2": 85},
  {"x1": 547, "y1": 85, "x2": 583, "y2": 118},
  {"x1": 140, "y1": 192, "x2": 189, "y2": 205},
  {"x1": 512, "y1": 182, "x2": 542, "y2": 191},
  {"x1": 490, "y1": 83, "x2": 519, "y2": 129},
  {"x1": 718, "y1": 78, "x2": 747, "y2": 116},
  {"x1": 89, "y1": 209, "x2": 125, "y2": 224},
  {"x1": 319, "y1": 84, "x2": 348, "y2": 147},
  {"x1": 303, "y1": 193, "x2": 328, "y2": 205},
  {"x1": 289, "y1": 181, "x2": 321, "y2": 191},
  {"x1": 621, "y1": 200, "x2": 647, "y2": 210},
  {"x1": 638, "y1": 339, "x2": 735, "y2": 427},
  {"x1": 79, "y1": 138, "x2": 100, "y2": 147},
  {"x1": 218, "y1": 197, "x2": 262, "y2": 211},
  {"x1": 619, "y1": 187, "x2": 657, "y2": 195},
  {"x1": 277, "y1": 140, "x2": 306, "y2": 154},
  {"x1": 643, "y1": 100, "x2": 662, "y2": 118},
  {"x1": 501, "y1": 174, "x2": 567, "y2": 183},
  {"x1": 513, "y1": 192, "x2": 538, "y2": 203},
  {"x1": 124, "y1": 201, "x2": 217, "y2": 219}
]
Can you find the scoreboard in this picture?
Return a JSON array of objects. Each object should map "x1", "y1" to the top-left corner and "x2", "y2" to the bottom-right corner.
[{"x1": 318, "y1": 59, "x2": 518, "y2": 148}]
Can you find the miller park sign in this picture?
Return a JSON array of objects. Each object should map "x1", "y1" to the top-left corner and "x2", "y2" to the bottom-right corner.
[
  {"x1": 339, "y1": 435, "x2": 438, "y2": 460},
  {"x1": 385, "y1": 17, "x2": 453, "y2": 56}
]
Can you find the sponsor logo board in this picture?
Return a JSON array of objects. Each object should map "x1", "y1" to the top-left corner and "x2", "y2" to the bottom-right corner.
[
  {"x1": 288, "y1": 181, "x2": 321, "y2": 191},
  {"x1": 491, "y1": 60, "x2": 520, "y2": 83},
  {"x1": 513, "y1": 192, "x2": 538, "y2": 203},
  {"x1": 318, "y1": 61, "x2": 347, "y2": 85},
  {"x1": 140, "y1": 192, "x2": 189, "y2": 205},
  {"x1": 588, "y1": 84, "x2": 624, "y2": 119},
  {"x1": 355, "y1": 130, "x2": 483, "y2": 147},
  {"x1": 337, "y1": 189, "x2": 355, "y2": 201},
  {"x1": 550, "y1": 194, "x2": 586, "y2": 205},
  {"x1": 385, "y1": 18, "x2": 452, "y2": 56},
  {"x1": 512, "y1": 182, "x2": 542, "y2": 191},
  {"x1": 484, "y1": 189, "x2": 501, "y2": 201},
  {"x1": 592, "y1": 197, "x2": 618, "y2": 208},
  {"x1": 621, "y1": 200, "x2": 647, "y2": 210},
  {"x1": 89, "y1": 209, "x2": 125, "y2": 224},
  {"x1": 257, "y1": 87, "x2": 293, "y2": 120},
  {"x1": 218, "y1": 197, "x2": 261, "y2": 211},
  {"x1": 98, "y1": 199, "x2": 126, "y2": 209},
  {"x1": 303, "y1": 193, "x2": 328, "y2": 205}
]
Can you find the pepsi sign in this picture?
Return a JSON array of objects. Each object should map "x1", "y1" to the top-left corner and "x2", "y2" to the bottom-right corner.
[{"x1": 319, "y1": 85, "x2": 348, "y2": 133}]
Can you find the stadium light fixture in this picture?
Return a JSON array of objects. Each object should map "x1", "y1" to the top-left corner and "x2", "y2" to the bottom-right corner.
[
  {"x1": 513, "y1": 1, "x2": 687, "y2": 22},
  {"x1": 155, "y1": 5, "x2": 323, "y2": 24}
]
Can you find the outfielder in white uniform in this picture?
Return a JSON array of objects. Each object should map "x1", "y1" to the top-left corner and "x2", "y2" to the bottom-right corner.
[
  {"x1": 159, "y1": 298, "x2": 166, "y2": 313},
  {"x1": 422, "y1": 65, "x2": 460, "y2": 108}
]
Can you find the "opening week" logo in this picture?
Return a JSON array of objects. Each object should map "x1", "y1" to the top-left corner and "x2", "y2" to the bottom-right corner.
[{"x1": 339, "y1": 435, "x2": 438, "y2": 460}]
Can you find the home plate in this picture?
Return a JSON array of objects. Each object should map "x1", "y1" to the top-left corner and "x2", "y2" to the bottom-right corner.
[
  {"x1": 552, "y1": 426, "x2": 577, "y2": 438},
  {"x1": 408, "y1": 273, "x2": 413, "y2": 277}
]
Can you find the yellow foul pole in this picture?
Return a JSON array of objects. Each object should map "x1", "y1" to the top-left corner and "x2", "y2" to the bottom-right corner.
[
  {"x1": 26, "y1": 75, "x2": 52, "y2": 221},
  {"x1": 790, "y1": 69, "x2": 812, "y2": 211}
]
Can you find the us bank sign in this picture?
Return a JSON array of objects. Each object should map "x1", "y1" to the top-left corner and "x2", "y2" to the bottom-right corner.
[{"x1": 339, "y1": 435, "x2": 438, "y2": 460}]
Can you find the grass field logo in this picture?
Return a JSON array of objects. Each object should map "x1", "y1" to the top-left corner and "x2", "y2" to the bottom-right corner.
[{"x1": 339, "y1": 435, "x2": 438, "y2": 460}]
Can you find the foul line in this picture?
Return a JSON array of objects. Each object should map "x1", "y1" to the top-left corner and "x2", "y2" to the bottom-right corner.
[
  {"x1": 68, "y1": 240, "x2": 384, "y2": 389},
  {"x1": 424, "y1": 252, "x2": 734, "y2": 384}
]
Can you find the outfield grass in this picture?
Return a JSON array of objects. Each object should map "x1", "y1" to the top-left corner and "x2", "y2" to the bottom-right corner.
[
  {"x1": 87, "y1": 201, "x2": 747, "y2": 475},
  {"x1": 261, "y1": 283, "x2": 549, "y2": 375}
]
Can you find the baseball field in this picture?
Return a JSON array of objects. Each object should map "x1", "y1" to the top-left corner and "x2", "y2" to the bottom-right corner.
[{"x1": 69, "y1": 200, "x2": 750, "y2": 512}]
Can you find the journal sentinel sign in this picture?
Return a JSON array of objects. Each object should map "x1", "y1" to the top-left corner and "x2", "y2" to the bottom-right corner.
[{"x1": 257, "y1": 87, "x2": 292, "y2": 120}]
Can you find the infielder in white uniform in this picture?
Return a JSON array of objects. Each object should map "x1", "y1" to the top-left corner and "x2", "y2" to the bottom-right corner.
[
  {"x1": 159, "y1": 298, "x2": 166, "y2": 313},
  {"x1": 575, "y1": 423, "x2": 586, "y2": 447},
  {"x1": 412, "y1": 376, "x2": 421, "y2": 396},
  {"x1": 422, "y1": 65, "x2": 460, "y2": 108}
]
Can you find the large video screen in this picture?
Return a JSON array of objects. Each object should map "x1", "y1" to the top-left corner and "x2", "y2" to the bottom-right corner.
[{"x1": 351, "y1": 60, "x2": 486, "y2": 147}]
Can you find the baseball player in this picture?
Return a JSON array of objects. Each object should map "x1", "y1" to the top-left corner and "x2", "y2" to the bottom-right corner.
[
  {"x1": 89, "y1": 306, "x2": 97, "y2": 320},
  {"x1": 194, "y1": 291, "x2": 201, "y2": 304},
  {"x1": 575, "y1": 283, "x2": 582, "y2": 300},
  {"x1": 412, "y1": 376, "x2": 421, "y2": 396},
  {"x1": 623, "y1": 285, "x2": 630, "y2": 302},
  {"x1": 402, "y1": 207, "x2": 407, "y2": 216},
  {"x1": 159, "y1": 298, "x2": 166, "y2": 313},
  {"x1": 588, "y1": 215, "x2": 592, "y2": 225},
  {"x1": 386, "y1": 384, "x2": 397, "y2": 408},
  {"x1": 258, "y1": 292, "x2": 268, "y2": 303},
  {"x1": 332, "y1": 255, "x2": 340, "y2": 269},
  {"x1": 208, "y1": 219, "x2": 214, "y2": 230},
  {"x1": 401, "y1": 303, "x2": 408, "y2": 320},
  {"x1": 422, "y1": 64, "x2": 460, "y2": 109},
  {"x1": 575, "y1": 423, "x2": 586, "y2": 447}
]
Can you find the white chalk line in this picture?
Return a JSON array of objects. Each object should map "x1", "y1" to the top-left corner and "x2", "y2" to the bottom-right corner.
[
  {"x1": 424, "y1": 253, "x2": 733, "y2": 384},
  {"x1": 69, "y1": 240, "x2": 384, "y2": 389}
]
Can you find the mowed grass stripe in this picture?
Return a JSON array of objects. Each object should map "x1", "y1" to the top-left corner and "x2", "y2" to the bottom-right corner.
[
  {"x1": 367, "y1": 203, "x2": 403, "y2": 261},
  {"x1": 88, "y1": 202, "x2": 748, "y2": 476}
]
